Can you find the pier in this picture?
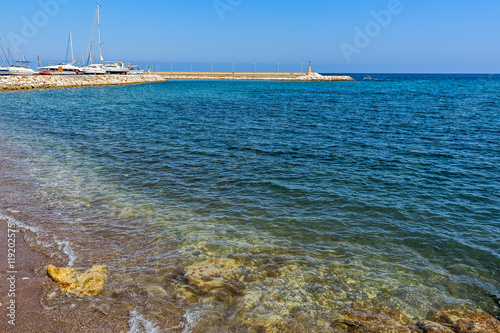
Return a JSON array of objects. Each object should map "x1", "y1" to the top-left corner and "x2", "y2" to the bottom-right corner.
[
  {"x1": 155, "y1": 71, "x2": 355, "y2": 81},
  {"x1": 0, "y1": 72, "x2": 355, "y2": 92}
]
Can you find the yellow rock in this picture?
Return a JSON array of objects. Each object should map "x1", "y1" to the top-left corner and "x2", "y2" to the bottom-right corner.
[
  {"x1": 184, "y1": 258, "x2": 245, "y2": 294},
  {"x1": 47, "y1": 265, "x2": 107, "y2": 297}
]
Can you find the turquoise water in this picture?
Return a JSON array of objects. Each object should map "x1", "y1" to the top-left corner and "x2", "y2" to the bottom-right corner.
[{"x1": 0, "y1": 75, "x2": 499, "y2": 331}]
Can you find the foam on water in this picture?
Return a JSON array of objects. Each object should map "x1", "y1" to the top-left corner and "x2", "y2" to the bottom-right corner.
[
  {"x1": 128, "y1": 309, "x2": 160, "y2": 333},
  {"x1": 181, "y1": 306, "x2": 206, "y2": 333},
  {"x1": 0, "y1": 210, "x2": 77, "y2": 266}
]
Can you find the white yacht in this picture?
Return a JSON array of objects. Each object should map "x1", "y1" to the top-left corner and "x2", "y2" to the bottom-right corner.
[
  {"x1": 81, "y1": 63, "x2": 106, "y2": 75},
  {"x1": 38, "y1": 61, "x2": 81, "y2": 75},
  {"x1": 104, "y1": 62, "x2": 130, "y2": 74},
  {"x1": 0, "y1": 57, "x2": 35, "y2": 75},
  {"x1": 6, "y1": 66, "x2": 35, "y2": 75},
  {"x1": 83, "y1": 3, "x2": 129, "y2": 75}
]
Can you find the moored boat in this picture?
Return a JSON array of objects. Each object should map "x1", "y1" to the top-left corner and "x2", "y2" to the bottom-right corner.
[
  {"x1": 128, "y1": 64, "x2": 144, "y2": 75},
  {"x1": 104, "y1": 62, "x2": 130, "y2": 75},
  {"x1": 7, "y1": 65, "x2": 35, "y2": 76},
  {"x1": 83, "y1": 3, "x2": 129, "y2": 75},
  {"x1": 81, "y1": 63, "x2": 106, "y2": 75},
  {"x1": 38, "y1": 61, "x2": 81, "y2": 75}
]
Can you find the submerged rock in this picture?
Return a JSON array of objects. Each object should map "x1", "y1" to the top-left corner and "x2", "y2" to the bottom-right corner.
[
  {"x1": 426, "y1": 309, "x2": 500, "y2": 333},
  {"x1": 183, "y1": 258, "x2": 245, "y2": 295},
  {"x1": 416, "y1": 321, "x2": 455, "y2": 332},
  {"x1": 333, "y1": 307, "x2": 416, "y2": 332},
  {"x1": 331, "y1": 306, "x2": 500, "y2": 332},
  {"x1": 47, "y1": 264, "x2": 107, "y2": 297}
]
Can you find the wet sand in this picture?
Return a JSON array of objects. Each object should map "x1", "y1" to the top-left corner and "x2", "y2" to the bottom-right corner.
[{"x1": 0, "y1": 149, "x2": 130, "y2": 332}]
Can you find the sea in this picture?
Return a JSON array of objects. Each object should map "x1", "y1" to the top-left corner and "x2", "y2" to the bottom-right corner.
[{"x1": 0, "y1": 74, "x2": 499, "y2": 332}]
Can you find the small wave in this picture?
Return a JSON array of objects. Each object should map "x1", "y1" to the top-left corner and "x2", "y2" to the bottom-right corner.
[
  {"x1": 0, "y1": 211, "x2": 40, "y2": 234},
  {"x1": 56, "y1": 239, "x2": 76, "y2": 267},
  {"x1": 182, "y1": 306, "x2": 206, "y2": 333},
  {"x1": 0, "y1": 210, "x2": 77, "y2": 267},
  {"x1": 128, "y1": 309, "x2": 160, "y2": 333}
]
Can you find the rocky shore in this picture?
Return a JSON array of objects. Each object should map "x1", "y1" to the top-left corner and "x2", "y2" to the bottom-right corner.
[{"x1": 0, "y1": 74, "x2": 166, "y2": 91}]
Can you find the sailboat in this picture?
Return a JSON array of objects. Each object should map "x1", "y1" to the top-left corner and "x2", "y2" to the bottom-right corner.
[
  {"x1": 82, "y1": 2, "x2": 128, "y2": 75},
  {"x1": 38, "y1": 32, "x2": 82, "y2": 75},
  {"x1": 0, "y1": 40, "x2": 35, "y2": 75},
  {"x1": 9, "y1": 59, "x2": 36, "y2": 75},
  {"x1": 0, "y1": 44, "x2": 9, "y2": 75}
]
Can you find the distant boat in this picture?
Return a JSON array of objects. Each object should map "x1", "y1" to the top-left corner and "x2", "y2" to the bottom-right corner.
[
  {"x1": 363, "y1": 76, "x2": 373, "y2": 80},
  {"x1": 38, "y1": 61, "x2": 81, "y2": 75},
  {"x1": 0, "y1": 45, "x2": 35, "y2": 75},
  {"x1": 7, "y1": 65, "x2": 35, "y2": 75},
  {"x1": 38, "y1": 32, "x2": 81, "y2": 75},
  {"x1": 84, "y1": 2, "x2": 129, "y2": 75},
  {"x1": 81, "y1": 63, "x2": 106, "y2": 75},
  {"x1": 104, "y1": 62, "x2": 130, "y2": 75},
  {"x1": 0, "y1": 41, "x2": 34, "y2": 75},
  {"x1": 128, "y1": 64, "x2": 144, "y2": 75}
]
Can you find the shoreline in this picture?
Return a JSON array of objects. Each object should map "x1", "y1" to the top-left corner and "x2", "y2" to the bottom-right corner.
[
  {"x1": 0, "y1": 147, "x2": 130, "y2": 332},
  {"x1": 0, "y1": 218, "x2": 129, "y2": 333}
]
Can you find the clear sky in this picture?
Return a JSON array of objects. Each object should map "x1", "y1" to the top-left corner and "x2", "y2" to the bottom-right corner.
[{"x1": 0, "y1": 0, "x2": 499, "y2": 73}]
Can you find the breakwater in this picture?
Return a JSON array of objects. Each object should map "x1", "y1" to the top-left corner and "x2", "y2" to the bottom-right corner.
[
  {"x1": 155, "y1": 71, "x2": 355, "y2": 81},
  {"x1": 0, "y1": 75, "x2": 166, "y2": 91},
  {"x1": 0, "y1": 72, "x2": 354, "y2": 92}
]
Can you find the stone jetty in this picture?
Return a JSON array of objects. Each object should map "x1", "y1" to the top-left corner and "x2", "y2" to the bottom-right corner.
[
  {"x1": 0, "y1": 74, "x2": 166, "y2": 91},
  {"x1": 155, "y1": 71, "x2": 355, "y2": 81},
  {"x1": 0, "y1": 72, "x2": 354, "y2": 92}
]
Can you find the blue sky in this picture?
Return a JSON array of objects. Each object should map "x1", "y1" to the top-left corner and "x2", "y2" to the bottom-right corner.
[{"x1": 0, "y1": 0, "x2": 499, "y2": 73}]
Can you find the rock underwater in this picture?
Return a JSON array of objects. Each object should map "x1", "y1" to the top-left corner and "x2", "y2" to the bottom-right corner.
[{"x1": 47, "y1": 264, "x2": 107, "y2": 297}]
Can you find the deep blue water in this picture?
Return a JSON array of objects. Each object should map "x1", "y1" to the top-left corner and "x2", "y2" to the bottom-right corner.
[{"x1": 0, "y1": 74, "x2": 499, "y2": 331}]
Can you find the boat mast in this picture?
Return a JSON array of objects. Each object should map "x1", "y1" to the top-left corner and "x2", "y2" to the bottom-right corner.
[
  {"x1": 66, "y1": 31, "x2": 74, "y2": 63},
  {"x1": 7, "y1": 48, "x2": 15, "y2": 66},
  {"x1": 97, "y1": 2, "x2": 103, "y2": 64},
  {"x1": 84, "y1": 2, "x2": 99, "y2": 65},
  {"x1": 70, "y1": 32, "x2": 74, "y2": 62},
  {"x1": 0, "y1": 38, "x2": 7, "y2": 67}
]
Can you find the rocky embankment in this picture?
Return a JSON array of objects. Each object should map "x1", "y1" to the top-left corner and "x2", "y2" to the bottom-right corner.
[
  {"x1": 295, "y1": 72, "x2": 355, "y2": 81},
  {"x1": 0, "y1": 74, "x2": 166, "y2": 91},
  {"x1": 157, "y1": 71, "x2": 355, "y2": 81}
]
